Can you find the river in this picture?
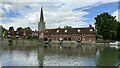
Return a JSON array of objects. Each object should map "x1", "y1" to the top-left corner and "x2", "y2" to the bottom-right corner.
[{"x1": 0, "y1": 44, "x2": 119, "y2": 68}]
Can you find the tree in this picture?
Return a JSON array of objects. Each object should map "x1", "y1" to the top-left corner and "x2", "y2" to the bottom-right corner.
[
  {"x1": 94, "y1": 12, "x2": 118, "y2": 41},
  {"x1": 64, "y1": 26, "x2": 72, "y2": 28},
  {"x1": 8, "y1": 26, "x2": 15, "y2": 38},
  {"x1": 116, "y1": 22, "x2": 120, "y2": 41},
  {"x1": 9, "y1": 26, "x2": 14, "y2": 31},
  {"x1": 16, "y1": 27, "x2": 22, "y2": 31}
]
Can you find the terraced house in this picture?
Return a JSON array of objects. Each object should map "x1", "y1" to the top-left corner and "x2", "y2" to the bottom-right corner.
[{"x1": 38, "y1": 7, "x2": 96, "y2": 44}]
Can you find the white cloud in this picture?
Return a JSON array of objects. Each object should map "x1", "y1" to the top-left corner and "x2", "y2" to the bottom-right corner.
[
  {"x1": 44, "y1": 10, "x2": 89, "y2": 28},
  {"x1": 1, "y1": 11, "x2": 39, "y2": 30},
  {"x1": 1, "y1": 0, "x2": 119, "y2": 2},
  {"x1": 2, "y1": 1, "x2": 118, "y2": 30},
  {"x1": 112, "y1": 9, "x2": 119, "y2": 21},
  {"x1": 1, "y1": 2, "x2": 94, "y2": 30}
]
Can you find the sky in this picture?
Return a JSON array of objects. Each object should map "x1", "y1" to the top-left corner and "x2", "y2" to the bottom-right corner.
[{"x1": 0, "y1": 0, "x2": 119, "y2": 31}]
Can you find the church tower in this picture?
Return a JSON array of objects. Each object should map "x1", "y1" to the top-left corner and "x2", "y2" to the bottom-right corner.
[{"x1": 38, "y1": 7, "x2": 45, "y2": 32}]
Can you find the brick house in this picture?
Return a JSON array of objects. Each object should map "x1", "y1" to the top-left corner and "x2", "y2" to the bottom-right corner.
[{"x1": 44, "y1": 25, "x2": 96, "y2": 42}]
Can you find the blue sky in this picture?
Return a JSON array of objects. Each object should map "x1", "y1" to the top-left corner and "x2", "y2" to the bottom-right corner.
[{"x1": 0, "y1": 0, "x2": 119, "y2": 30}]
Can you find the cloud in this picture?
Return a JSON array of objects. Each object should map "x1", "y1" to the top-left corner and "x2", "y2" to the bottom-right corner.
[
  {"x1": 1, "y1": 1, "x2": 118, "y2": 30},
  {"x1": 1, "y1": 0, "x2": 119, "y2": 2},
  {"x1": 44, "y1": 10, "x2": 89, "y2": 28},
  {"x1": 1, "y1": 2, "x2": 94, "y2": 30},
  {"x1": 112, "y1": 9, "x2": 119, "y2": 21},
  {"x1": 1, "y1": 11, "x2": 39, "y2": 30}
]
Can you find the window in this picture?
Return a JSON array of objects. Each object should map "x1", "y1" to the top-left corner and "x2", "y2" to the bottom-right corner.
[
  {"x1": 64, "y1": 30, "x2": 67, "y2": 32},
  {"x1": 8, "y1": 35, "x2": 10, "y2": 37},
  {"x1": 82, "y1": 34, "x2": 84, "y2": 37},
  {"x1": 89, "y1": 38, "x2": 91, "y2": 41},
  {"x1": 8, "y1": 32, "x2": 10, "y2": 34},
  {"x1": 56, "y1": 30, "x2": 59, "y2": 33},
  {"x1": 16, "y1": 32, "x2": 19, "y2": 34},
  {"x1": 90, "y1": 29, "x2": 93, "y2": 32},
  {"x1": 78, "y1": 29, "x2": 80, "y2": 32},
  {"x1": 64, "y1": 37, "x2": 67, "y2": 40},
  {"x1": 68, "y1": 38, "x2": 71, "y2": 41}
]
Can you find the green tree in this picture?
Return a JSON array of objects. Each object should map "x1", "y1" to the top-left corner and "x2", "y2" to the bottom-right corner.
[
  {"x1": 116, "y1": 22, "x2": 120, "y2": 41},
  {"x1": 16, "y1": 27, "x2": 22, "y2": 31},
  {"x1": 64, "y1": 26, "x2": 72, "y2": 28},
  {"x1": 94, "y1": 12, "x2": 118, "y2": 41},
  {"x1": 9, "y1": 26, "x2": 14, "y2": 31}
]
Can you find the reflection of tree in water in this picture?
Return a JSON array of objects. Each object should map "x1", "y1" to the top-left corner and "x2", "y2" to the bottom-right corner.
[
  {"x1": 96, "y1": 47, "x2": 118, "y2": 67},
  {"x1": 40, "y1": 45, "x2": 96, "y2": 57}
]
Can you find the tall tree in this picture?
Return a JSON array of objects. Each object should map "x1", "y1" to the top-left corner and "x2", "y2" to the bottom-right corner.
[
  {"x1": 94, "y1": 12, "x2": 118, "y2": 41},
  {"x1": 16, "y1": 27, "x2": 22, "y2": 31},
  {"x1": 64, "y1": 26, "x2": 72, "y2": 28},
  {"x1": 116, "y1": 22, "x2": 120, "y2": 41},
  {"x1": 9, "y1": 26, "x2": 14, "y2": 31}
]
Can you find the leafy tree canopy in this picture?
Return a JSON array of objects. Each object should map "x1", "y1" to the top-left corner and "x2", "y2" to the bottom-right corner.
[
  {"x1": 9, "y1": 26, "x2": 14, "y2": 31},
  {"x1": 64, "y1": 26, "x2": 72, "y2": 28},
  {"x1": 94, "y1": 12, "x2": 118, "y2": 41}
]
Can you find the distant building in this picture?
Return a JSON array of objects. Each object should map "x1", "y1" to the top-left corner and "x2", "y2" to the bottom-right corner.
[
  {"x1": 5, "y1": 27, "x2": 34, "y2": 39},
  {"x1": 38, "y1": 7, "x2": 96, "y2": 43}
]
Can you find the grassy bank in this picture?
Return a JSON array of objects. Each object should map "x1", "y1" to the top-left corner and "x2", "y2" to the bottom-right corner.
[{"x1": 96, "y1": 39, "x2": 111, "y2": 43}]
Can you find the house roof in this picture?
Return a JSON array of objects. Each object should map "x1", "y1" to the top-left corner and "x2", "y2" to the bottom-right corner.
[{"x1": 44, "y1": 27, "x2": 96, "y2": 35}]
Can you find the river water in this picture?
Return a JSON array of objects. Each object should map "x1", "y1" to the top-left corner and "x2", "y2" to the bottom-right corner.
[{"x1": 0, "y1": 44, "x2": 119, "y2": 68}]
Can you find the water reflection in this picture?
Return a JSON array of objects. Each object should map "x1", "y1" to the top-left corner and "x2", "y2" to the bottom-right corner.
[
  {"x1": 96, "y1": 46, "x2": 118, "y2": 66},
  {"x1": 1, "y1": 44, "x2": 119, "y2": 67},
  {"x1": 39, "y1": 45, "x2": 96, "y2": 66}
]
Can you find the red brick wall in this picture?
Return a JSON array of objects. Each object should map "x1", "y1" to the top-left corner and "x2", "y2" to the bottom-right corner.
[{"x1": 44, "y1": 33, "x2": 96, "y2": 41}]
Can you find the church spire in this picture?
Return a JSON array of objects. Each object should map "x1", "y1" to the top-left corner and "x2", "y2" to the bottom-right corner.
[
  {"x1": 40, "y1": 7, "x2": 44, "y2": 22},
  {"x1": 38, "y1": 7, "x2": 45, "y2": 32}
]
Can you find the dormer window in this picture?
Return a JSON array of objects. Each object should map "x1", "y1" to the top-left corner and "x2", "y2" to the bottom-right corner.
[
  {"x1": 56, "y1": 30, "x2": 59, "y2": 33},
  {"x1": 16, "y1": 32, "x2": 19, "y2": 34},
  {"x1": 8, "y1": 32, "x2": 10, "y2": 34},
  {"x1": 78, "y1": 29, "x2": 80, "y2": 32},
  {"x1": 64, "y1": 30, "x2": 67, "y2": 33},
  {"x1": 41, "y1": 33, "x2": 44, "y2": 36},
  {"x1": 90, "y1": 29, "x2": 93, "y2": 32}
]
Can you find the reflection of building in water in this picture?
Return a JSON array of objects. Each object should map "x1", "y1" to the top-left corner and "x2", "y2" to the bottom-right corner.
[
  {"x1": 38, "y1": 7, "x2": 96, "y2": 43},
  {"x1": 80, "y1": 46, "x2": 96, "y2": 56},
  {"x1": 41, "y1": 46, "x2": 96, "y2": 57},
  {"x1": 38, "y1": 47, "x2": 44, "y2": 67},
  {"x1": 37, "y1": 46, "x2": 97, "y2": 66}
]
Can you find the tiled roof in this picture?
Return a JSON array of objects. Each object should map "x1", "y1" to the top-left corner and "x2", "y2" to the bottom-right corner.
[{"x1": 45, "y1": 27, "x2": 96, "y2": 35}]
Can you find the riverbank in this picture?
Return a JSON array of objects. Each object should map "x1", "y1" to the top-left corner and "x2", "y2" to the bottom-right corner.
[{"x1": 1, "y1": 38, "x2": 40, "y2": 46}]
